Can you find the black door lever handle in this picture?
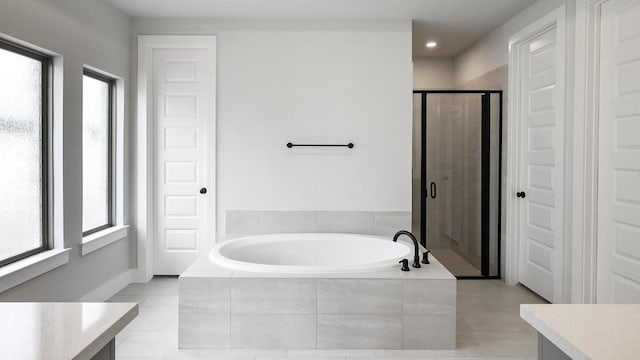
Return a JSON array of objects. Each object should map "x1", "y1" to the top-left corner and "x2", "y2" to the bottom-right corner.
[{"x1": 516, "y1": 191, "x2": 526, "y2": 198}]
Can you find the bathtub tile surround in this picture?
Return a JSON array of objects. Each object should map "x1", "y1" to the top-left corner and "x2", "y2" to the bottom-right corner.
[
  {"x1": 179, "y1": 278, "x2": 230, "y2": 314},
  {"x1": 262, "y1": 211, "x2": 319, "y2": 234},
  {"x1": 317, "y1": 279, "x2": 403, "y2": 314},
  {"x1": 231, "y1": 278, "x2": 316, "y2": 314},
  {"x1": 403, "y1": 314, "x2": 456, "y2": 349},
  {"x1": 403, "y1": 280, "x2": 456, "y2": 315},
  {"x1": 317, "y1": 211, "x2": 375, "y2": 234},
  {"x1": 178, "y1": 257, "x2": 456, "y2": 350},
  {"x1": 113, "y1": 277, "x2": 543, "y2": 358},
  {"x1": 373, "y1": 211, "x2": 414, "y2": 237},
  {"x1": 231, "y1": 314, "x2": 317, "y2": 348},
  {"x1": 225, "y1": 210, "x2": 264, "y2": 238},
  {"x1": 179, "y1": 312, "x2": 230, "y2": 348},
  {"x1": 178, "y1": 278, "x2": 231, "y2": 348},
  {"x1": 225, "y1": 210, "x2": 411, "y2": 240},
  {"x1": 317, "y1": 314, "x2": 404, "y2": 349}
]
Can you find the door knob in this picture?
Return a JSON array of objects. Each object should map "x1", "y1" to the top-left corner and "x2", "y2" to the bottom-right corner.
[
  {"x1": 200, "y1": 187, "x2": 207, "y2": 194},
  {"x1": 516, "y1": 191, "x2": 526, "y2": 198}
]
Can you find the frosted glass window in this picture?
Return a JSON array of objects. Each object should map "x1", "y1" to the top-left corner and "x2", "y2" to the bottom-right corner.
[
  {"x1": 0, "y1": 42, "x2": 48, "y2": 265},
  {"x1": 82, "y1": 72, "x2": 113, "y2": 234}
]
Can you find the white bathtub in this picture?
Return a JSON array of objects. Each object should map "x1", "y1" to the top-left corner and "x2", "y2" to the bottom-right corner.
[{"x1": 209, "y1": 233, "x2": 412, "y2": 273}]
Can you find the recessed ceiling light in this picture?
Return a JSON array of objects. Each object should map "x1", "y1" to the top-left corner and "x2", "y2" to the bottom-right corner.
[{"x1": 425, "y1": 41, "x2": 437, "y2": 48}]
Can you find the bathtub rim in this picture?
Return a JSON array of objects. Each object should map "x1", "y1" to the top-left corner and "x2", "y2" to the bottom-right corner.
[{"x1": 209, "y1": 233, "x2": 414, "y2": 274}]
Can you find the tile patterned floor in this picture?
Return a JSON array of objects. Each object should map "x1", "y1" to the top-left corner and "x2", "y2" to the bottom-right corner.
[{"x1": 109, "y1": 277, "x2": 547, "y2": 360}]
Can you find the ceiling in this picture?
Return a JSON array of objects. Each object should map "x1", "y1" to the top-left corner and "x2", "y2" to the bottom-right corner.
[{"x1": 105, "y1": 0, "x2": 536, "y2": 58}]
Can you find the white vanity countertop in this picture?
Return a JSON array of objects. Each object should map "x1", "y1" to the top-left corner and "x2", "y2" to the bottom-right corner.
[
  {"x1": 521, "y1": 304, "x2": 640, "y2": 360},
  {"x1": 0, "y1": 302, "x2": 138, "y2": 360}
]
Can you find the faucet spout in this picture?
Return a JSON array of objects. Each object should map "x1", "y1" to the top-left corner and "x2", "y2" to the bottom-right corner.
[{"x1": 392, "y1": 230, "x2": 421, "y2": 268}]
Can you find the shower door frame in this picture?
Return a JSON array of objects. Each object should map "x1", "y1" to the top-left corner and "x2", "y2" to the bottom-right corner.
[{"x1": 414, "y1": 90, "x2": 503, "y2": 279}]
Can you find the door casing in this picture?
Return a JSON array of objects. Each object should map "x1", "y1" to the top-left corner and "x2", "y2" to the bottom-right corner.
[
  {"x1": 506, "y1": 5, "x2": 568, "y2": 303},
  {"x1": 594, "y1": 0, "x2": 640, "y2": 303}
]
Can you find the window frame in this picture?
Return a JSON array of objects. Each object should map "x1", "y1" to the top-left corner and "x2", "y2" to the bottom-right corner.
[
  {"x1": 81, "y1": 68, "x2": 115, "y2": 236},
  {"x1": 0, "y1": 38, "x2": 51, "y2": 267}
]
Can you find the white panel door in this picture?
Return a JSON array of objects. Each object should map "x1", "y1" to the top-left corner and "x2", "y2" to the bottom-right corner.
[
  {"x1": 517, "y1": 26, "x2": 565, "y2": 302},
  {"x1": 597, "y1": 0, "x2": 640, "y2": 303},
  {"x1": 153, "y1": 47, "x2": 214, "y2": 275}
]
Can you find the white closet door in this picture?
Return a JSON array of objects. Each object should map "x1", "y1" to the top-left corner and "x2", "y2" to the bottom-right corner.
[
  {"x1": 153, "y1": 46, "x2": 214, "y2": 275},
  {"x1": 597, "y1": 0, "x2": 640, "y2": 303},
  {"x1": 517, "y1": 25, "x2": 565, "y2": 302}
]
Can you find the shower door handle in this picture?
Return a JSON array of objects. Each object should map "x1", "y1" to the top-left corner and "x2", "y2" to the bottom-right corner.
[{"x1": 430, "y1": 182, "x2": 436, "y2": 199}]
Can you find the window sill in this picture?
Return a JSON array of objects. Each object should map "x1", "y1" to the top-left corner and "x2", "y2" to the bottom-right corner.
[
  {"x1": 0, "y1": 248, "x2": 71, "y2": 293},
  {"x1": 81, "y1": 225, "x2": 129, "y2": 256}
]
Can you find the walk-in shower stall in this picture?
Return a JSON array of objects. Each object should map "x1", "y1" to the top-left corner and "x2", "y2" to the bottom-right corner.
[{"x1": 412, "y1": 90, "x2": 502, "y2": 278}]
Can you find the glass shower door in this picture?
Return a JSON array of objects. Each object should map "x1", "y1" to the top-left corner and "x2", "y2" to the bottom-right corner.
[
  {"x1": 426, "y1": 93, "x2": 483, "y2": 276},
  {"x1": 415, "y1": 91, "x2": 501, "y2": 278}
]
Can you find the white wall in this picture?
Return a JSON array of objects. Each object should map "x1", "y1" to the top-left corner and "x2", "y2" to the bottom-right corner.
[
  {"x1": 413, "y1": 58, "x2": 454, "y2": 89},
  {"x1": 0, "y1": 0, "x2": 132, "y2": 300},
  {"x1": 132, "y1": 19, "x2": 413, "y2": 241}
]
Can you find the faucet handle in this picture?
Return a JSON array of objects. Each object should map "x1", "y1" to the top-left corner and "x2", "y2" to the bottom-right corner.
[
  {"x1": 422, "y1": 250, "x2": 431, "y2": 264},
  {"x1": 399, "y1": 259, "x2": 410, "y2": 271}
]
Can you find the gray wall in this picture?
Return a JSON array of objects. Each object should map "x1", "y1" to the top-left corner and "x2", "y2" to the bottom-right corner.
[
  {"x1": 453, "y1": 0, "x2": 571, "y2": 85},
  {"x1": 0, "y1": 0, "x2": 133, "y2": 300},
  {"x1": 413, "y1": 58, "x2": 455, "y2": 90}
]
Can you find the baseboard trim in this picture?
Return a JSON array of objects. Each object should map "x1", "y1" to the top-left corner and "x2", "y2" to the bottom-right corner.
[
  {"x1": 132, "y1": 268, "x2": 153, "y2": 283},
  {"x1": 78, "y1": 269, "x2": 135, "y2": 302}
]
